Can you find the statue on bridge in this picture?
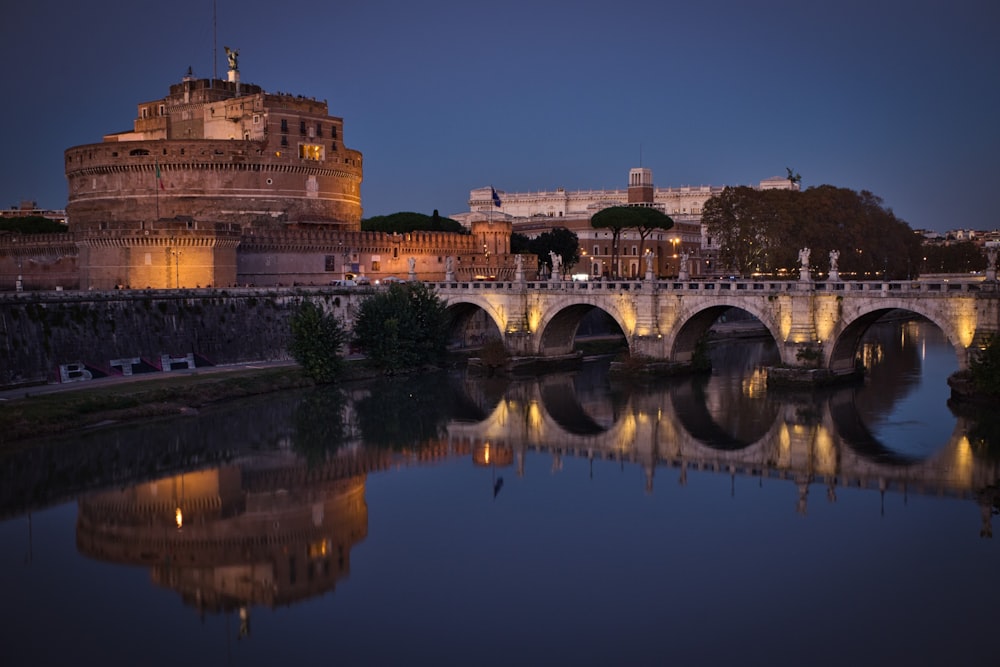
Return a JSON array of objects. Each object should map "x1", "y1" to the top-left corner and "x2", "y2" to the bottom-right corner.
[
  {"x1": 549, "y1": 251, "x2": 562, "y2": 280},
  {"x1": 828, "y1": 249, "x2": 841, "y2": 282},
  {"x1": 644, "y1": 249, "x2": 654, "y2": 280},
  {"x1": 679, "y1": 252, "x2": 690, "y2": 281},
  {"x1": 987, "y1": 244, "x2": 998, "y2": 282},
  {"x1": 799, "y1": 247, "x2": 811, "y2": 281}
]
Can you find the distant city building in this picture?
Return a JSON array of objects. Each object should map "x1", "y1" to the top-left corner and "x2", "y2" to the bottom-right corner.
[
  {"x1": 0, "y1": 200, "x2": 66, "y2": 225},
  {"x1": 455, "y1": 171, "x2": 798, "y2": 278}
]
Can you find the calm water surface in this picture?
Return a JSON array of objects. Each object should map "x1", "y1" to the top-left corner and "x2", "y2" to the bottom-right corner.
[{"x1": 1, "y1": 319, "x2": 998, "y2": 666}]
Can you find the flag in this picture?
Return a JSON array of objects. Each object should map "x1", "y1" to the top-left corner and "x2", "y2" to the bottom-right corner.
[
  {"x1": 491, "y1": 186, "x2": 502, "y2": 208},
  {"x1": 155, "y1": 160, "x2": 165, "y2": 191}
]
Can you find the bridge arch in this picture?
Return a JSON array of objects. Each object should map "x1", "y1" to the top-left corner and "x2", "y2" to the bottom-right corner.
[
  {"x1": 669, "y1": 302, "x2": 784, "y2": 363},
  {"x1": 828, "y1": 299, "x2": 975, "y2": 372},
  {"x1": 443, "y1": 297, "x2": 507, "y2": 348},
  {"x1": 538, "y1": 302, "x2": 630, "y2": 356}
]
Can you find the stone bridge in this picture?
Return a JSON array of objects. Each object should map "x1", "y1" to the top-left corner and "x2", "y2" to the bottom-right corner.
[{"x1": 430, "y1": 277, "x2": 1000, "y2": 373}]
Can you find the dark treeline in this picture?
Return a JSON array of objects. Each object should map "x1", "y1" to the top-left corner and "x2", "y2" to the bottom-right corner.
[
  {"x1": 701, "y1": 185, "x2": 931, "y2": 279},
  {"x1": 0, "y1": 216, "x2": 67, "y2": 234},
  {"x1": 361, "y1": 210, "x2": 468, "y2": 234}
]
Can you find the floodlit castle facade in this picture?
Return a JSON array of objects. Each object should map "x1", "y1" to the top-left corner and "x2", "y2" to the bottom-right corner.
[{"x1": 66, "y1": 67, "x2": 363, "y2": 230}]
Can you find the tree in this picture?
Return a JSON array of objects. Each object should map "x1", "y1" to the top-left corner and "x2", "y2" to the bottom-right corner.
[
  {"x1": 0, "y1": 216, "x2": 67, "y2": 234},
  {"x1": 591, "y1": 207, "x2": 672, "y2": 278},
  {"x1": 288, "y1": 301, "x2": 348, "y2": 383},
  {"x1": 353, "y1": 282, "x2": 450, "y2": 372},
  {"x1": 702, "y1": 184, "x2": 921, "y2": 279},
  {"x1": 631, "y1": 208, "x2": 675, "y2": 262},
  {"x1": 529, "y1": 227, "x2": 580, "y2": 275},
  {"x1": 510, "y1": 232, "x2": 532, "y2": 255},
  {"x1": 970, "y1": 336, "x2": 1000, "y2": 397},
  {"x1": 701, "y1": 187, "x2": 784, "y2": 277},
  {"x1": 361, "y1": 211, "x2": 468, "y2": 234},
  {"x1": 921, "y1": 241, "x2": 986, "y2": 275}
]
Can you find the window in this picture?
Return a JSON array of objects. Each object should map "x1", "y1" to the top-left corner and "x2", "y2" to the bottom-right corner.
[
  {"x1": 299, "y1": 120, "x2": 306, "y2": 134},
  {"x1": 371, "y1": 260, "x2": 381, "y2": 271},
  {"x1": 331, "y1": 126, "x2": 338, "y2": 139},
  {"x1": 253, "y1": 114, "x2": 261, "y2": 125},
  {"x1": 331, "y1": 141, "x2": 337, "y2": 151},
  {"x1": 299, "y1": 144, "x2": 324, "y2": 161},
  {"x1": 281, "y1": 136, "x2": 288, "y2": 146},
  {"x1": 632, "y1": 246, "x2": 638, "y2": 256},
  {"x1": 593, "y1": 245, "x2": 599, "y2": 255},
  {"x1": 158, "y1": 104, "x2": 165, "y2": 116},
  {"x1": 316, "y1": 123, "x2": 323, "y2": 137},
  {"x1": 280, "y1": 119, "x2": 288, "y2": 133},
  {"x1": 325, "y1": 255, "x2": 337, "y2": 271}
]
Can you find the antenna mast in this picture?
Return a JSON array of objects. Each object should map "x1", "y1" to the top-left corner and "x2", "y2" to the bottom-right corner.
[{"x1": 213, "y1": 0, "x2": 217, "y2": 83}]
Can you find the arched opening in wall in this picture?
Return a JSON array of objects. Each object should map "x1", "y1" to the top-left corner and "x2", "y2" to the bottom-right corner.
[
  {"x1": 539, "y1": 305, "x2": 628, "y2": 358},
  {"x1": 446, "y1": 302, "x2": 503, "y2": 351},
  {"x1": 832, "y1": 309, "x2": 960, "y2": 461}
]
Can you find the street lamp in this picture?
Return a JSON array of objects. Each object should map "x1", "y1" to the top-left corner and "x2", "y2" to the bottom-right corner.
[{"x1": 171, "y1": 248, "x2": 183, "y2": 288}]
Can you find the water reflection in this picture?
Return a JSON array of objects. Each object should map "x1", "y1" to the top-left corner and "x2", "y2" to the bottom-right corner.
[
  {"x1": 76, "y1": 463, "x2": 369, "y2": 623},
  {"x1": 2, "y1": 320, "x2": 999, "y2": 635}
]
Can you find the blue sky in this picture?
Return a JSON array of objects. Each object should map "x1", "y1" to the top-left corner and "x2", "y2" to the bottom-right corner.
[{"x1": 2, "y1": 0, "x2": 997, "y2": 232}]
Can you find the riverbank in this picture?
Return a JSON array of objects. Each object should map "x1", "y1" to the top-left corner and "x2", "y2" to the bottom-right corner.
[{"x1": 0, "y1": 362, "x2": 377, "y2": 450}]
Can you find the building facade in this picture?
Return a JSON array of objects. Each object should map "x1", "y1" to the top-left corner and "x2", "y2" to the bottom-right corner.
[{"x1": 455, "y1": 170, "x2": 799, "y2": 278}]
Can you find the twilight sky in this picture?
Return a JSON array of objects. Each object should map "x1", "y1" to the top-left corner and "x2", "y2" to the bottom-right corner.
[{"x1": 2, "y1": 0, "x2": 997, "y2": 233}]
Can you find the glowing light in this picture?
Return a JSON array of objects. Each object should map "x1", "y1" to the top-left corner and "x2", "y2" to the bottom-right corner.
[
  {"x1": 950, "y1": 436, "x2": 974, "y2": 488},
  {"x1": 175, "y1": 507, "x2": 183, "y2": 530}
]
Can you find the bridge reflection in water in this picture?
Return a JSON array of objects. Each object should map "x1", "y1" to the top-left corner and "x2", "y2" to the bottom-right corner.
[{"x1": 71, "y1": 329, "x2": 1000, "y2": 630}]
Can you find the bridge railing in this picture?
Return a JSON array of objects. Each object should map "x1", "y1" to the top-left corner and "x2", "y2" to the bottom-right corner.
[{"x1": 427, "y1": 278, "x2": 995, "y2": 295}]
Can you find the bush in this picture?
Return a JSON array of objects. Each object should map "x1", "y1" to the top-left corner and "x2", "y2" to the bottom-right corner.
[
  {"x1": 353, "y1": 282, "x2": 449, "y2": 372},
  {"x1": 970, "y1": 335, "x2": 1000, "y2": 396},
  {"x1": 288, "y1": 301, "x2": 347, "y2": 383}
]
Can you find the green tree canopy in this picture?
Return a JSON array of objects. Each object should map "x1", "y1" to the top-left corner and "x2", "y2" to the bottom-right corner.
[
  {"x1": 510, "y1": 232, "x2": 532, "y2": 255},
  {"x1": 702, "y1": 185, "x2": 921, "y2": 279},
  {"x1": 353, "y1": 282, "x2": 450, "y2": 372},
  {"x1": 0, "y1": 216, "x2": 67, "y2": 234},
  {"x1": 361, "y1": 210, "x2": 468, "y2": 234},
  {"x1": 288, "y1": 301, "x2": 348, "y2": 383},
  {"x1": 590, "y1": 206, "x2": 672, "y2": 278},
  {"x1": 528, "y1": 227, "x2": 580, "y2": 274}
]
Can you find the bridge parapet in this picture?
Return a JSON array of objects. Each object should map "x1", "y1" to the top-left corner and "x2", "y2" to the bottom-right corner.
[{"x1": 429, "y1": 278, "x2": 996, "y2": 296}]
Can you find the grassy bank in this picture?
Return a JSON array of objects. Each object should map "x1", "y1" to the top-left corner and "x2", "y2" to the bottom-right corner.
[{"x1": 0, "y1": 366, "x2": 324, "y2": 449}]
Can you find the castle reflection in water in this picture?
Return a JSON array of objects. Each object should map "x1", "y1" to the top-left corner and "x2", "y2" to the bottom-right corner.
[{"x1": 60, "y1": 322, "x2": 999, "y2": 630}]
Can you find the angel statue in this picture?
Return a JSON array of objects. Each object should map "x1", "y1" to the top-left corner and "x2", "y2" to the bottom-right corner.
[
  {"x1": 224, "y1": 46, "x2": 239, "y2": 71},
  {"x1": 798, "y1": 247, "x2": 810, "y2": 267}
]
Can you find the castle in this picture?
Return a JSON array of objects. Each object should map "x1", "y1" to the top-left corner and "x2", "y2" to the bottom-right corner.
[{"x1": 1, "y1": 55, "x2": 520, "y2": 291}]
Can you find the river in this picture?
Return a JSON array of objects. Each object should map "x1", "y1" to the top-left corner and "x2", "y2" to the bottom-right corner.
[{"x1": 1, "y1": 319, "x2": 998, "y2": 666}]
